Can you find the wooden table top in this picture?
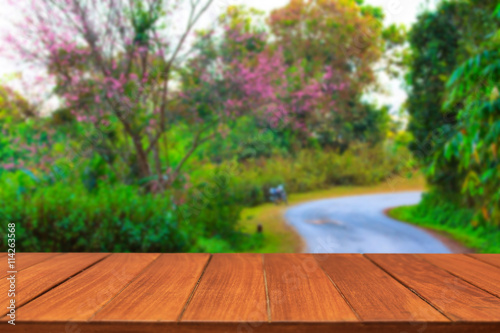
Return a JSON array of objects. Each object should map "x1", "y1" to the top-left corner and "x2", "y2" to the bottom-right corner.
[{"x1": 1, "y1": 253, "x2": 500, "y2": 332}]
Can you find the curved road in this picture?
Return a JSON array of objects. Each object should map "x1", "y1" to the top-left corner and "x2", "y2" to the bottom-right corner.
[{"x1": 285, "y1": 191, "x2": 451, "y2": 253}]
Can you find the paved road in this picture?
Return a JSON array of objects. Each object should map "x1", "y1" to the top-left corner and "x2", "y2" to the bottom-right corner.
[{"x1": 285, "y1": 191, "x2": 451, "y2": 253}]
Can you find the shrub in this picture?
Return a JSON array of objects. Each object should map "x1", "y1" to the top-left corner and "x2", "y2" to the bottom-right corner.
[
  {"x1": 0, "y1": 143, "x2": 412, "y2": 253},
  {"x1": 390, "y1": 192, "x2": 500, "y2": 253},
  {"x1": 224, "y1": 144, "x2": 412, "y2": 206},
  {"x1": 179, "y1": 167, "x2": 244, "y2": 239},
  {"x1": 0, "y1": 172, "x2": 189, "y2": 252}
]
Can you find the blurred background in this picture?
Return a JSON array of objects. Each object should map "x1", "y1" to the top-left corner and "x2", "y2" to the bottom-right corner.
[{"x1": 0, "y1": 0, "x2": 498, "y2": 254}]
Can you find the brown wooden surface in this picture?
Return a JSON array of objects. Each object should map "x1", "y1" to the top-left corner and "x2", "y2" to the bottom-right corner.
[
  {"x1": 93, "y1": 253, "x2": 210, "y2": 321},
  {"x1": 1, "y1": 253, "x2": 500, "y2": 333},
  {"x1": 17, "y1": 253, "x2": 158, "y2": 321},
  {"x1": 182, "y1": 253, "x2": 267, "y2": 322},
  {"x1": 0, "y1": 253, "x2": 109, "y2": 317},
  {"x1": 468, "y1": 253, "x2": 500, "y2": 269},
  {"x1": 316, "y1": 254, "x2": 446, "y2": 321},
  {"x1": 264, "y1": 253, "x2": 358, "y2": 322},
  {"x1": 419, "y1": 254, "x2": 500, "y2": 298},
  {"x1": 367, "y1": 254, "x2": 500, "y2": 321},
  {"x1": 0, "y1": 253, "x2": 60, "y2": 279}
]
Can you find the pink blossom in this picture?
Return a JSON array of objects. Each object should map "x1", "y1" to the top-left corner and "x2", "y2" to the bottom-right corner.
[{"x1": 1, "y1": 163, "x2": 16, "y2": 170}]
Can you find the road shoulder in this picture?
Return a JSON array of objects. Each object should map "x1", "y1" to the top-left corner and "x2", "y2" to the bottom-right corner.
[{"x1": 385, "y1": 207, "x2": 475, "y2": 253}]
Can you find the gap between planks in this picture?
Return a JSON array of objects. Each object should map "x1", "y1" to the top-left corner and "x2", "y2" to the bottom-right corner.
[
  {"x1": 415, "y1": 254, "x2": 500, "y2": 301},
  {"x1": 88, "y1": 254, "x2": 164, "y2": 321},
  {"x1": 8, "y1": 253, "x2": 111, "y2": 316},
  {"x1": 362, "y1": 254, "x2": 454, "y2": 321},
  {"x1": 465, "y1": 253, "x2": 500, "y2": 270},
  {"x1": 8, "y1": 253, "x2": 500, "y2": 325},
  {"x1": 0, "y1": 253, "x2": 63, "y2": 279},
  {"x1": 313, "y1": 255, "x2": 362, "y2": 321},
  {"x1": 177, "y1": 254, "x2": 213, "y2": 322}
]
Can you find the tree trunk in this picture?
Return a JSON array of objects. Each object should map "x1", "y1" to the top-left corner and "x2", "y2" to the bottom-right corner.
[{"x1": 132, "y1": 136, "x2": 151, "y2": 180}]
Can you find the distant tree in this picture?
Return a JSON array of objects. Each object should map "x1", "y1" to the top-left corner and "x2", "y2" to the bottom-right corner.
[
  {"x1": 4, "y1": 0, "x2": 223, "y2": 191},
  {"x1": 406, "y1": 0, "x2": 499, "y2": 194},
  {"x1": 268, "y1": 0, "x2": 404, "y2": 148},
  {"x1": 405, "y1": 1, "x2": 466, "y2": 193},
  {"x1": 441, "y1": 3, "x2": 500, "y2": 226},
  {"x1": 179, "y1": 5, "x2": 345, "y2": 147},
  {"x1": 0, "y1": 86, "x2": 35, "y2": 122},
  {"x1": 406, "y1": 0, "x2": 500, "y2": 225}
]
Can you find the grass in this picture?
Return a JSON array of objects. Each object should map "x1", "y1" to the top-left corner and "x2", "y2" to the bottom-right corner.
[
  {"x1": 389, "y1": 205, "x2": 500, "y2": 254},
  {"x1": 240, "y1": 173, "x2": 426, "y2": 253}
]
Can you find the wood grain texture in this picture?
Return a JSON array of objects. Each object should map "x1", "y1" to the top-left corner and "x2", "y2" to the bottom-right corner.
[
  {"x1": 93, "y1": 253, "x2": 210, "y2": 321},
  {"x1": 468, "y1": 254, "x2": 500, "y2": 269},
  {"x1": 1, "y1": 253, "x2": 499, "y2": 332},
  {"x1": 419, "y1": 254, "x2": 500, "y2": 298},
  {"x1": 316, "y1": 254, "x2": 447, "y2": 322},
  {"x1": 181, "y1": 253, "x2": 267, "y2": 322},
  {"x1": 17, "y1": 253, "x2": 158, "y2": 321},
  {"x1": 0, "y1": 253, "x2": 108, "y2": 317},
  {"x1": 367, "y1": 254, "x2": 500, "y2": 321},
  {"x1": 1, "y1": 253, "x2": 61, "y2": 279},
  {"x1": 265, "y1": 253, "x2": 358, "y2": 322}
]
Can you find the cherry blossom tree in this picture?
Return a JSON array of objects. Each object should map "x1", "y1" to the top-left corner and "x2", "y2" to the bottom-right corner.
[
  {"x1": 3, "y1": 1, "x2": 344, "y2": 191},
  {"x1": 3, "y1": 0, "x2": 223, "y2": 190},
  {"x1": 179, "y1": 6, "x2": 345, "y2": 142}
]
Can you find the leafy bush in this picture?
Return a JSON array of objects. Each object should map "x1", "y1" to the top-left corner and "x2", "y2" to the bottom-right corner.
[
  {"x1": 390, "y1": 192, "x2": 500, "y2": 253},
  {"x1": 217, "y1": 144, "x2": 413, "y2": 207},
  {"x1": 201, "y1": 116, "x2": 289, "y2": 163},
  {"x1": 0, "y1": 171, "x2": 189, "y2": 252},
  {"x1": 406, "y1": 0, "x2": 500, "y2": 226},
  {"x1": 180, "y1": 167, "x2": 244, "y2": 239},
  {"x1": 441, "y1": 22, "x2": 500, "y2": 226},
  {"x1": 0, "y1": 142, "x2": 412, "y2": 253}
]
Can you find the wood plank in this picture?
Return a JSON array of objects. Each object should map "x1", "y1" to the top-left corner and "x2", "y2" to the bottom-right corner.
[
  {"x1": 93, "y1": 253, "x2": 210, "y2": 321},
  {"x1": 367, "y1": 254, "x2": 500, "y2": 321},
  {"x1": 419, "y1": 254, "x2": 500, "y2": 298},
  {"x1": 0, "y1": 253, "x2": 7, "y2": 268},
  {"x1": 316, "y1": 254, "x2": 446, "y2": 322},
  {"x1": 1, "y1": 253, "x2": 499, "y2": 332},
  {"x1": 181, "y1": 253, "x2": 267, "y2": 322},
  {"x1": 468, "y1": 254, "x2": 500, "y2": 269},
  {"x1": 264, "y1": 253, "x2": 358, "y2": 322},
  {"x1": 16, "y1": 253, "x2": 159, "y2": 321},
  {"x1": 1, "y1": 253, "x2": 61, "y2": 279},
  {"x1": 0, "y1": 253, "x2": 108, "y2": 317}
]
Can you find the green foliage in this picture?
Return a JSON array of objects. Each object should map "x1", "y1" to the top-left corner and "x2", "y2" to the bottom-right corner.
[
  {"x1": 202, "y1": 116, "x2": 289, "y2": 162},
  {"x1": 268, "y1": 0, "x2": 396, "y2": 149},
  {"x1": 130, "y1": 0, "x2": 163, "y2": 46},
  {"x1": 0, "y1": 0, "x2": 422, "y2": 254},
  {"x1": 0, "y1": 172, "x2": 188, "y2": 252},
  {"x1": 405, "y1": 0, "x2": 466, "y2": 192},
  {"x1": 442, "y1": 20, "x2": 500, "y2": 225},
  {"x1": 220, "y1": 144, "x2": 412, "y2": 207},
  {"x1": 406, "y1": 0, "x2": 500, "y2": 227},
  {"x1": 180, "y1": 167, "x2": 244, "y2": 239},
  {"x1": 390, "y1": 193, "x2": 500, "y2": 253},
  {"x1": 190, "y1": 237, "x2": 234, "y2": 253},
  {"x1": 189, "y1": 233, "x2": 264, "y2": 253},
  {"x1": 0, "y1": 112, "x2": 412, "y2": 253},
  {"x1": 0, "y1": 85, "x2": 35, "y2": 122}
]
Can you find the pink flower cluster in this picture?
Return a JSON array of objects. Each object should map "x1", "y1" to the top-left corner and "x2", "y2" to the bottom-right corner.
[{"x1": 224, "y1": 48, "x2": 345, "y2": 131}]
